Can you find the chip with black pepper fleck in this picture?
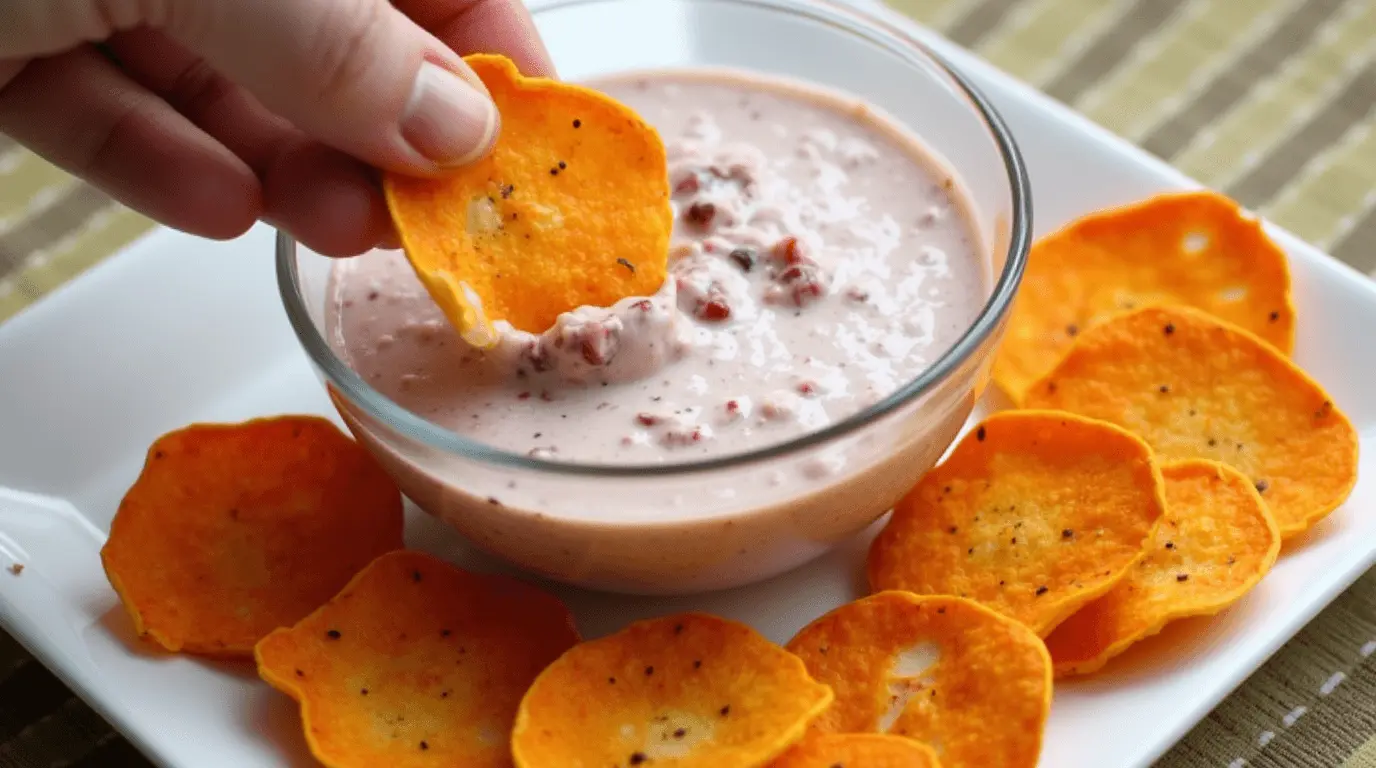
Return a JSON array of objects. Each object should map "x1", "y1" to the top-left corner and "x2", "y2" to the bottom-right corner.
[
  {"x1": 869, "y1": 411, "x2": 1165, "y2": 636},
  {"x1": 100, "y1": 416, "x2": 404, "y2": 658},
  {"x1": 1045, "y1": 459, "x2": 1280, "y2": 677},
  {"x1": 384, "y1": 53, "x2": 672, "y2": 347},
  {"x1": 513, "y1": 613, "x2": 831, "y2": 767},
  {"x1": 1025, "y1": 306, "x2": 1358, "y2": 538},
  {"x1": 992, "y1": 190, "x2": 1295, "y2": 404},
  {"x1": 255, "y1": 550, "x2": 579, "y2": 768},
  {"x1": 786, "y1": 592, "x2": 1049, "y2": 768}
]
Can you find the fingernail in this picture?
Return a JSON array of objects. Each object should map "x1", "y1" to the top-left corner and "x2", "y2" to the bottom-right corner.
[{"x1": 401, "y1": 61, "x2": 498, "y2": 167}]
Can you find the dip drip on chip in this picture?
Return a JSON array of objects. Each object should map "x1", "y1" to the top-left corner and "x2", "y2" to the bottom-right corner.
[
  {"x1": 867, "y1": 411, "x2": 1166, "y2": 636},
  {"x1": 992, "y1": 191, "x2": 1295, "y2": 403},
  {"x1": 100, "y1": 416, "x2": 404, "y2": 657},
  {"x1": 1024, "y1": 306, "x2": 1358, "y2": 538},
  {"x1": 768, "y1": 733, "x2": 942, "y2": 768},
  {"x1": 384, "y1": 54, "x2": 673, "y2": 347},
  {"x1": 785, "y1": 592, "x2": 1051, "y2": 768},
  {"x1": 255, "y1": 550, "x2": 580, "y2": 768},
  {"x1": 1045, "y1": 459, "x2": 1281, "y2": 676},
  {"x1": 512, "y1": 612, "x2": 832, "y2": 768}
]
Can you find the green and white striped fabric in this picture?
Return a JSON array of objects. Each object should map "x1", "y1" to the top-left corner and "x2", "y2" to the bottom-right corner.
[{"x1": 1, "y1": 1, "x2": 1375, "y2": 765}]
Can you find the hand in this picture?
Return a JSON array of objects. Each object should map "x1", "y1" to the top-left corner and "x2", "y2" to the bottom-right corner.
[{"x1": 0, "y1": 0, "x2": 553, "y2": 256}]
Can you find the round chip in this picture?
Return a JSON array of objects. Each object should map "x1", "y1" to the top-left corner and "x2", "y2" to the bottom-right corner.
[
  {"x1": 384, "y1": 54, "x2": 672, "y2": 347},
  {"x1": 100, "y1": 416, "x2": 404, "y2": 657},
  {"x1": 785, "y1": 592, "x2": 1050, "y2": 768},
  {"x1": 255, "y1": 550, "x2": 580, "y2": 768},
  {"x1": 1024, "y1": 306, "x2": 1358, "y2": 537},
  {"x1": 992, "y1": 191, "x2": 1295, "y2": 403},
  {"x1": 867, "y1": 411, "x2": 1166, "y2": 636},
  {"x1": 1045, "y1": 459, "x2": 1281, "y2": 676},
  {"x1": 768, "y1": 733, "x2": 941, "y2": 767},
  {"x1": 512, "y1": 613, "x2": 832, "y2": 768}
]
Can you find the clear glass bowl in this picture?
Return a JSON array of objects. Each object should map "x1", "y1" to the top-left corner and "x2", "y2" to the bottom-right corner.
[{"x1": 277, "y1": 0, "x2": 1031, "y2": 595}]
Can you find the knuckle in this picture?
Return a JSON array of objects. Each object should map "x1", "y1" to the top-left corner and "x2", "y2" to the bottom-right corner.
[{"x1": 163, "y1": 59, "x2": 236, "y2": 120}]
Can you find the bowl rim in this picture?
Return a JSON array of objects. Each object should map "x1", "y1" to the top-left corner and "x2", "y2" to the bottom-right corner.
[{"x1": 276, "y1": 0, "x2": 1033, "y2": 478}]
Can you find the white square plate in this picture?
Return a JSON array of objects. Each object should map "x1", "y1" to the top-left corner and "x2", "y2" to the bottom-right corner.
[{"x1": 1, "y1": 5, "x2": 1373, "y2": 767}]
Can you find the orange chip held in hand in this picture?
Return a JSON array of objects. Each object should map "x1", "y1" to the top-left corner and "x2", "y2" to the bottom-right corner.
[
  {"x1": 786, "y1": 592, "x2": 1050, "y2": 768},
  {"x1": 512, "y1": 613, "x2": 832, "y2": 768},
  {"x1": 100, "y1": 416, "x2": 404, "y2": 657},
  {"x1": 992, "y1": 191, "x2": 1295, "y2": 403},
  {"x1": 384, "y1": 54, "x2": 672, "y2": 348},
  {"x1": 1024, "y1": 306, "x2": 1358, "y2": 538},
  {"x1": 867, "y1": 411, "x2": 1166, "y2": 636},
  {"x1": 255, "y1": 550, "x2": 580, "y2": 768},
  {"x1": 768, "y1": 733, "x2": 942, "y2": 768},
  {"x1": 1045, "y1": 459, "x2": 1281, "y2": 676}
]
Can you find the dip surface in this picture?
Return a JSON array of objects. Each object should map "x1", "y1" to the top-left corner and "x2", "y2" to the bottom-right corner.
[{"x1": 328, "y1": 69, "x2": 987, "y2": 464}]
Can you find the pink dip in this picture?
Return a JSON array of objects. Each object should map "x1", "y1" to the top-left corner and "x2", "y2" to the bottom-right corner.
[{"x1": 328, "y1": 69, "x2": 986, "y2": 466}]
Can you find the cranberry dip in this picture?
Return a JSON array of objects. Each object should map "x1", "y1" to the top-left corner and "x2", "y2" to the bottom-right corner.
[{"x1": 328, "y1": 69, "x2": 987, "y2": 467}]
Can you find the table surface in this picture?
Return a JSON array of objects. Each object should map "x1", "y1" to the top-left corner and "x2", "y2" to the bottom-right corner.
[{"x1": 2, "y1": 0, "x2": 1375, "y2": 766}]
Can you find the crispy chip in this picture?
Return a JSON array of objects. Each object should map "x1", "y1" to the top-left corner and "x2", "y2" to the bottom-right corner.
[
  {"x1": 1024, "y1": 306, "x2": 1358, "y2": 537},
  {"x1": 1044, "y1": 459, "x2": 1280, "y2": 676},
  {"x1": 512, "y1": 613, "x2": 832, "y2": 768},
  {"x1": 255, "y1": 550, "x2": 580, "y2": 768},
  {"x1": 768, "y1": 733, "x2": 942, "y2": 768},
  {"x1": 384, "y1": 54, "x2": 672, "y2": 347},
  {"x1": 100, "y1": 416, "x2": 404, "y2": 657},
  {"x1": 785, "y1": 592, "x2": 1050, "y2": 768},
  {"x1": 993, "y1": 191, "x2": 1295, "y2": 403},
  {"x1": 867, "y1": 411, "x2": 1166, "y2": 635}
]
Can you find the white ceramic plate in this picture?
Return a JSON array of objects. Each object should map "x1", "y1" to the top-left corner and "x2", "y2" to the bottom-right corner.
[{"x1": 2, "y1": 4, "x2": 1374, "y2": 768}]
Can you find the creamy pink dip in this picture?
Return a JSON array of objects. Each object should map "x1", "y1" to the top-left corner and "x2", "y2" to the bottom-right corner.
[{"x1": 328, "y1": 69, "x2": 987, "y2": 465}]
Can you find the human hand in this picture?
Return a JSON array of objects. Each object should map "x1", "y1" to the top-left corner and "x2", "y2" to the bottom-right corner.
[{"x1": 0, "y1": 0, "x2": 552, "y2": 256}]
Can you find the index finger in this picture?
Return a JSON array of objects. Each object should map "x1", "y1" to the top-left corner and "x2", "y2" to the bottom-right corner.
[{"x1": 397, "y1": 0, "x2": 555, "y2": 78}]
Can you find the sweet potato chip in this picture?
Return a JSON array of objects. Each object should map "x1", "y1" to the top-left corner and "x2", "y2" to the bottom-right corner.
[
  {"x1": 100, "y1": 416, "x2": 403, "y2": 657},
  {"x1": 512, "y1": 613, "x2": 832, "y2": 768},
  {"x1": 786, "y1": 592, "x2": 1050, "y2": 768},
  {"x1": 384, "y1": 54, "x2": 672, "y2": 347},
  {"x1": 769, "y1": 733, "x2": 941, "y2": 768},
  {"x1": 1024, "y1": 306, "x2": 1358, "y2": 537},
  {"x1": 256, "y1": 550, "x2": 580, "y2": 768},
  {"x1": 993, "y1": 191, "x2": 1295, "y2": 403},
  {"x1": 1045, "y1": 459, "x2": 1280, "y2": 676},
  {"x1": 867, "y1": 411, "x2": 1166, "y2": 635}
]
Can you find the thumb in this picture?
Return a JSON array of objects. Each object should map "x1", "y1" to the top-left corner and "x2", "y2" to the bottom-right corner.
[{"x1": 168, "y1": 0, "x2": 499, "y2": 174}]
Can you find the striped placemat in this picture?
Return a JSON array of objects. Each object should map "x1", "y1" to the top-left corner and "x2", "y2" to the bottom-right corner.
[{"x1": 1, "y1": 1, "x2": 1375, "y2": 766}]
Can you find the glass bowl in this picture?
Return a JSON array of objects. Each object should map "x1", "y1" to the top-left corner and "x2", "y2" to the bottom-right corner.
[{"x1": 277, "y1": 0, "x2": 1031, "y2": 595}]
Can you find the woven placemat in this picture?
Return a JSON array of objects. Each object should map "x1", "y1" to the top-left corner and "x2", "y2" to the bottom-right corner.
[{"x1": 1, "y1": 1, "x2": 1374, "y2": 765}]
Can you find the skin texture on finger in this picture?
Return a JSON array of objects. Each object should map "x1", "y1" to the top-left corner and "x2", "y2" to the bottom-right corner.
[
  {"x1": 0, "y1": 0, "x2": 175, "y2": 59},
  {"x1": 0, "y1": 46, "x2": 260, "y2": 240},
  {"x1": 396, "y1": 0, "x2": 556, "y2": 77},
  {"x1": 107, "y1": 29, "x2": 393, "y2": 256},
  {"x1": 160, "y1": 0, "x2": 490, "y2": 174}
]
